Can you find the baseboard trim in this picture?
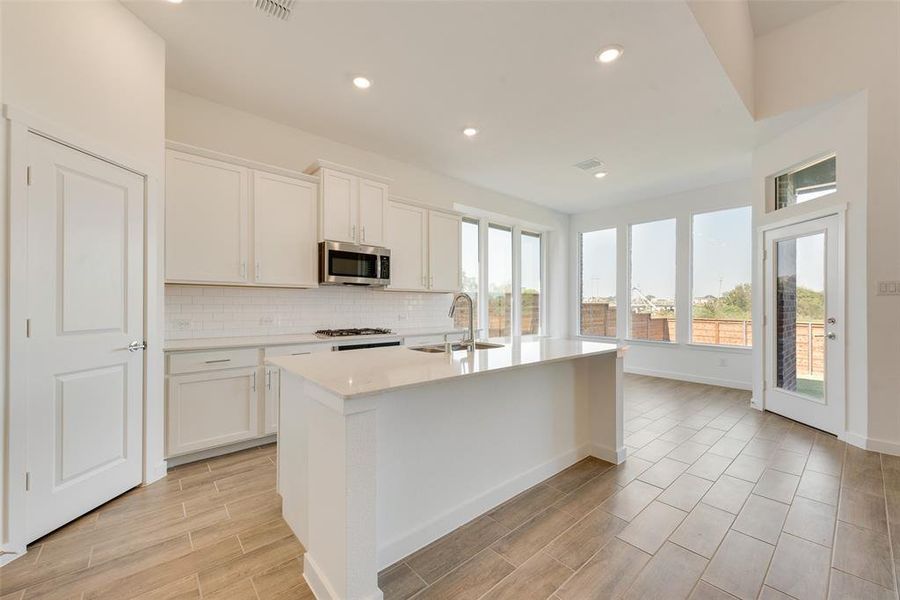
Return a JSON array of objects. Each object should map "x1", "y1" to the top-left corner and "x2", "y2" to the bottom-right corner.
[
  {"x1": 376, "y1": 445, "x2": 591, "y2": 570},
  {"x1": 588, "y1": 443, "x2": 627, "y2": 464},
  {"x1": 166, "y1": 435, "x2": 276, "y2": 468},
  {"x1": 841, "y1": 431, "x2": 900, "y2": 457},
  {"x1": 0, "y1": 548, "x2": 27, "y2": 567},
  {"x1": 625, "y1": 366, "x2": 752, "y2": 391},
  {"x1": 144, "y1": 460, "x2": 168, "y2": 486},
  {"x1": 304, "y1": 553, "x2": 383, "y2": 600}
]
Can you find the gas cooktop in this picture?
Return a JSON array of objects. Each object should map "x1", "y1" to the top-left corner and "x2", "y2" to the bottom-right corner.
[{"x1": 314, "y1": 328, "x2": 393, "y2": 338}]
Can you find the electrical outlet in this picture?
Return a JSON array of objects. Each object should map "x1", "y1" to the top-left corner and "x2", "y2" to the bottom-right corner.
[
  {"x1": 718, "y1": 358, "x2": 728, "y2": 367},
  {"x1": 877, "y1": 281, "x2": 900, "y2": 296},
  {"x1": 259, "y1": 315, "x2": 275, "y2": 326},
  {"x1": 174, "y1": 319, "x2": 191, "y2": 331}
]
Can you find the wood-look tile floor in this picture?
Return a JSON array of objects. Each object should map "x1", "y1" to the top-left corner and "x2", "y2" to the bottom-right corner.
[
  {"x1": 381, "y1": 376, "x2": 900, "y2": 600},
  {"x1": 4, "y1": 375, "x2": 899, "y2": 600},
  {"x1": 0, "y1": 443, "x2": 313, "y2": 600}
]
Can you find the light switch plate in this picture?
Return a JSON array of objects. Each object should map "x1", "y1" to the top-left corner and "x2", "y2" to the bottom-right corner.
[{"x1": 877, "y1": 281, "x2": 900, "y2": 296}]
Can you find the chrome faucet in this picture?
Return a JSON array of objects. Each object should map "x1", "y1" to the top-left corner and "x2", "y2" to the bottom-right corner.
[{"x1": 448, "y1": 292, "x2": 475, "y2": 351}]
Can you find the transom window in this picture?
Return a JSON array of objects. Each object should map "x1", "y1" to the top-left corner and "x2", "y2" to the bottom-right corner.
[{"x1": 774, "y1": 155, "x2": 836, "y2": 210}]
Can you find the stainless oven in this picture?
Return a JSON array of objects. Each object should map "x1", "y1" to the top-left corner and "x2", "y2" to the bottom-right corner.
[{"x1": 318, "y1": 241, "x2": 391, "y2": 286}]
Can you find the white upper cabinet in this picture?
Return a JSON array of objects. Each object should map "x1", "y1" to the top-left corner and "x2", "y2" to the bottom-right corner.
[
  {"x1": 429, "y1": 211, "x2": 462, "y2": 292},
  {"x1": 358, "y1": 179, "x2": 388, "y2": 246},
  {"x1": 386, "y1": 199, "x2": 461, "y2": 292},
  {"x1": 386, "y1": 201, "x2": 428, "y2": 290},
  {"x1": 166, "y1": 150, "x2": 250, "y2": 284},
  {"x1": 165, "y1": 146, "x2": 319, "y2": 288},
  {"x1": 252, "y1": 171, "x2": 318, "y2": 287},
  {"x1": 320, "y1": 169, "x2": 357, "y2": 243},
  {"x1": 315, "y1": 164, "x2": 390, "y2": 246}
]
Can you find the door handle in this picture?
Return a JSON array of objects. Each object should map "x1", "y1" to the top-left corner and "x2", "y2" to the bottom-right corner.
[{"x1": 127, "y1": 340, "x2": 147, "y2": 352}]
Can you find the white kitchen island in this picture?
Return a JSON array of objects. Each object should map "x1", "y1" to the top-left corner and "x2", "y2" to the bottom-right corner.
[{"x1": 268, "y1": 337, "x2": 623, "y2": 600}]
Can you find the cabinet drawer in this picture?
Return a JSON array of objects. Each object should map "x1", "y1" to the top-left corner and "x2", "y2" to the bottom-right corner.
[
  {"x1": 265, "y1": 343, "x2": 332, "y2": 357},
  {"x1": 168, "y1": 348, "x2": 259, "y2": 375}
]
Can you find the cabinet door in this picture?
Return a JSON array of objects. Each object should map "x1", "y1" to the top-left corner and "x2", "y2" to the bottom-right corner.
[
  {"x1": 358, "y1": 179, "x2": 388, "y2": 246},
  {"x1": 253, "y1": 171, "x2": 318, "y2": 287},
  {"x1": 429, "y1": 211, "x2": 462, "y2": 292},
  {"x1": 166, "y1": 151, "x2": 250, "y2": 283},
  {"x1": 264, "y1": 367, "x2": 280, "y2": 435},
  {"x1": 385, "y1": 201, "x2": 428, "y2": 290},
  {"x1": 166, "y1": 367, "x2": 260, "y2": 456},
  {"x1": 320, "y1": 169, "x2": 357, "y2": 243}
]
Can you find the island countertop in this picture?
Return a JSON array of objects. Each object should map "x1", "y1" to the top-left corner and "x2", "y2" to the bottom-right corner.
[{"x1": 266, "y1": 336, "x2": 619, "y2": 399}]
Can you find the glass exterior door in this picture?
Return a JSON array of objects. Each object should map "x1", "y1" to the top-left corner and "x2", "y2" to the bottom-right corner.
[{"x1": 764, "y1": 215, "x2": 843, "y2": 434}]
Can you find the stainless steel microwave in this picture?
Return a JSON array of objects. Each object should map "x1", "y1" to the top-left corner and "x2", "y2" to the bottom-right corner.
[{"x1": 318, "y1": 241, "x2": 391, "y2": 287}]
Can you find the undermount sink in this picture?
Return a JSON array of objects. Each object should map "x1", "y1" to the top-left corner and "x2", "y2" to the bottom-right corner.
[{"x1": 409, "y1": 341, "x2": 505, "y2": 353}]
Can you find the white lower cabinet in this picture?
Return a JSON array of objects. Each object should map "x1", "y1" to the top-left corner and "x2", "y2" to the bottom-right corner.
[
  {"x1": 167, "y1": 366, "x2": 260, "y2": 456},
  {"x1": 263, "y1": 343, "x2": 331, "y2": 435}
]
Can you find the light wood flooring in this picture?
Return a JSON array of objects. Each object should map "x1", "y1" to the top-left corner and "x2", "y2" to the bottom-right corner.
[{"x1": 3, "y1": 375, "x2": 899, "y2": 600}]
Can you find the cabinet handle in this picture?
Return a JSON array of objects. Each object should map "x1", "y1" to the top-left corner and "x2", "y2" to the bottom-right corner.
[
  {"x1": 252, "y1": 371, "x2": 257, "y2": 392},
  {"x1": 266, "y1": 368, "x2": 272, "y2": 390},
  {"x1": 204, "y1": 358, "x2": 231, "y2": 364},
  {"x1": 361, "y1": 226, "x2": 366, "y2": 242},
  {"x1": 291, "y1": 351, "x2": 311, "y2": 356},
  {"x1": 351, "y1": 224, "x2": 356, "y2": 241},
  {"x1": 241, "y1": 262, "x2": 247, "y2": 279},
  {"x1": 255, "y1": 261, "x2": 261, "y2": 281},
  {"x1": 430, "y1": 275, "x2": 434, "y2": 288}
]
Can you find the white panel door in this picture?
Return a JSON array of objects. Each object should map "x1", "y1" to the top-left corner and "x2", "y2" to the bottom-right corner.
[
  {"x1": 167, "y1": 367, "x2": 259, "y2": 456},
  {"x1": 763, "y1": 215, "x2": 844, "y2": 434},
  {"x1": 428, "y1": 211, "x2": 462, "y2": 292},
  {"x1": 320, "y1": 169, "x2": 357, "y2": 243},
  {"x1": 165, "y1": 150, "x2": 249, "y2": 283},
  {"x1": 253, "y1": 171, "x2": 318, "y2": 287},
  {"x1": 358, "y1": 179, "x2": 388, "y2": 246},
  {"x1": 25, "y1": 133, "x2": 145, "y2": 543},
  {"x1": 385, "y1": 201, "x2": 428, "y2": 290}
]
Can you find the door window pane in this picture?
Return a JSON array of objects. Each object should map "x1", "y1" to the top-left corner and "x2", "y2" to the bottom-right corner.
[
  {"x1": 455, "y1": 218, "x2": 480, "y2": 330},
  {"x1": 776, "y1": 233, "x2": 825, "y2": 400},
  {"x1": 630, "y1": 219, "x2": 676, "y2": 341},
  {"x1": 520, "y1": 232, "x2": 542, "y2": 335},
  {"x1": 775, "y1": 156, "x2": 836, "y2": 209},
  {"x1": 580, "y1": 229, "x2": 617, "y2": 337},
  {"x1": 692, "y1": 207, "x2": 752, "y2": 346},
  {"x1": 488, "y1": 225, "x2": 512, "y2": 336}
]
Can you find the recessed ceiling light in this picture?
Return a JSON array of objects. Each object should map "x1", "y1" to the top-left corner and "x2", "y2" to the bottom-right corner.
[
  {"x1": 595, "y1": 45, "x2": 624, "y2": 64},
  {"x1": 593, "y1": 171, "x2": 608, "y2": 179},
  {"x1": 352, "y1": 76, "x2": 371, "y2": 90},
  {"x1": 166, "y1": 0, "x2": 183, "y2": 4},
  {"x1": 462, "y1": 127, "x2": 478, "y2": 138}
]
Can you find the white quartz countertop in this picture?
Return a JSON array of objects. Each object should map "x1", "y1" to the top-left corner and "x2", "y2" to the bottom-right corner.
[
  {"x1": 163, "y1": 327, "x2": 466, "y2": 352},
  {"x1": 267, "y1": 337, "x2": 619, "y2": 399}
]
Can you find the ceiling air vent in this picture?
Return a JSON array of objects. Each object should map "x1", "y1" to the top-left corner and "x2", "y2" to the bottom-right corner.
[
  {"x1": 254, "y1": 0, "x2": 295, "y2": 21},
  {"x1": 574, "y1": 158, "x2": 605, "y2": 172}
]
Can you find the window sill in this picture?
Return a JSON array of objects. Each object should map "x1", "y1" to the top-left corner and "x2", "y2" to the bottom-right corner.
[
  {"x1": 623, "y1": 338, "x2": 679, "y2": 347},
  {"x1": 575, "y1": 334, "x2": 619, "y2": 343},
  {"x1": 685, "y1": 343, "x2": 753, "y2": 353}
]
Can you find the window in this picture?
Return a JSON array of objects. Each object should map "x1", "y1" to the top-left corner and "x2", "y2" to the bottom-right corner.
[
  {"x1": 488, "y1": 225, "x2": 512, "y2": 336},
  {"x1": 455, "y1": 218, "x2": 480, "y2": 330},
  {"x1": 580, "y1": 228, "x2": 617, "y2": 337},
  {"x1": 520, "y1": 231, "x2": 542, "y2": 335},
  {"x1": 775, "y1": 156, "x2": 836, "y2": 210},
  {"x1": 629, "y1": 219, "x2": 676, "y2": 341},
  {"x1": 691, "y1": 207, "x2": 752, "y2": 346}
]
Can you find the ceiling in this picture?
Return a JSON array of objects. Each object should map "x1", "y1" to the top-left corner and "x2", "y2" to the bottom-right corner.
[
  {"x1": 748, "y1": 0, "x2": 841, "y2": 37},
  {"x1": 127, "y1": 1, "x2": 775, "y2": 214}
]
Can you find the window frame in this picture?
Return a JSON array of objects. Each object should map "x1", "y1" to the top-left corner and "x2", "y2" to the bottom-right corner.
[
  {"x1": 465, "y1": 217, "x2": 548, "y2": 339},
  {"x1": 576, "y1": 227, "x2": 618, "y2": 341},
  {"x1": 519, "y1": 229, "x2": 545, "y2": 337},
  {"x1": 766, "y1": 152, "x2": 836, "y2": 214},
  {"x1": 626, "y1": 217, "x2": 679, "y2": 345},
  {"x1": 688, "y1": 205, "x2": 754, "y2": 350}
]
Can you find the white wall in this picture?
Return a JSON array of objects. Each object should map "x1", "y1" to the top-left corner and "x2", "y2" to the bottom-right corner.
[
  {"x1": 571, "y1": 179, "x2": 753, "y2": 390},
  {"x1": 755, "y1": 1, "x2": 900, "y2": 452},
  {"x1": 687, "y1": 0, "x2": 755, "y2": 115},
  {"x1": 165, "y1": 90, "x2": 571, "y2": 337},
  {"x1": 752, "y1": 93, "x2": 868, "y2": 443},
  {"x1": 0, "y1": 0, "x2": 166, "y2": 551}
]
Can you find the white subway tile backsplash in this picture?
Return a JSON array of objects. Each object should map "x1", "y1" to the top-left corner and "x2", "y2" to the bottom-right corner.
[{"x1": 165, "y1": 285, "x2": 455, "y2": 340}]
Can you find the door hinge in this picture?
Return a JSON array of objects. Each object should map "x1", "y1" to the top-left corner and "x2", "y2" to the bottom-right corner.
[
  {"x1": 25, "y1": 472, "x2": 30, "y2": 492},
  {"x1": 26, "y1": 166, "x2": 32, "y2": 186},
  {"x1": 762, "y1": 249, "x2": 767, "y2": 261},
  {"x1": 762, "y1": 315, "x2": 767, "y2": 327},
  {"x1": 25, "y1": 319, "x2": 31, "y2": 338}
]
